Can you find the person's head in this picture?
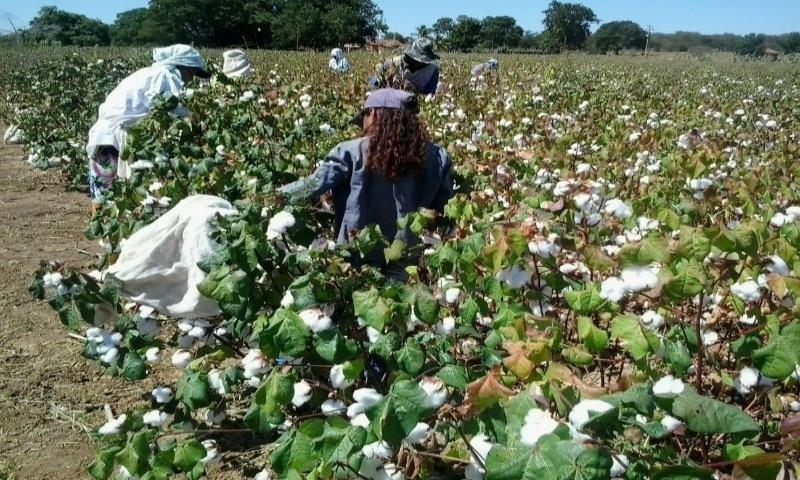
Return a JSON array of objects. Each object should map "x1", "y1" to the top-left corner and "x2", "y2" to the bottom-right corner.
[
  {"x1": 223, "y1": 49, "x2": 252, "y2": 79},
  {"x1": 152, "y1": 44, "x2": 210, "y2": 82},
  {"x1": 353, "y1": 89, "x2": 429, "y2": 182},
  {"x1": 331, "y1": 48, "x2": 344, "y2": 60},
  {"x1": 487, "y1": 58, "x2": 499, "y2": 70},
  {"x1": 403, "y1": 37, "x2": 439, "y2": 71}
]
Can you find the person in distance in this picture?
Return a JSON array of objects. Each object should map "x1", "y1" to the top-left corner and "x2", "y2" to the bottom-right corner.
[{"x1": 371, "y1": 37, "x2": 440, "y2": 95}]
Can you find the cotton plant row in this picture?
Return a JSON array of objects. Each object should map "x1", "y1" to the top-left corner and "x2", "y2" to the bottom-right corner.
[{"x1": 10, "y1": 50, "x2": 800, "y2": 480}]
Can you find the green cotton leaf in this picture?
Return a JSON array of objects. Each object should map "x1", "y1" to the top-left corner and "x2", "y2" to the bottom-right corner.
[
  {"x1": 619, "y1": 236, "x2": 671, "y2": 267},
  {"x1": 370, "y1": 331, "x2": 401, "y2": 363},
  {"x1": 671, "y1": 388, "x2": 759, "y2": 435},
  {"x1": 663, "y1": 260, "x2": 706, "y2": 302},
  {"x1": 752, "y1": 321, "x2": 800, "y2": 378},
  {"x1": 459, "y1": 296, "x2": 484, "y2": 324},
  {"x1": 664, "y1": 340, "x2": 693, "y2": 376},
  {"x1": 244, "y1": 371, "x2": 296, "y2": 433},
  {"x1": 196, "y1": 266, "x2": 247, "y2": 304},
  {"x1": 577, "y1": 316, "x2": 609, "y2": 353},
  {"x1": 175, "y1": 371, "x2": 212, "y2": 411},
  {"x1": 173, "y1": 440, "x2": 206, "y2": 473},
  {"x1": 313, "y1": 330, "x2": 357, "y2": 364},
  {"x1": 610, "y1": 315, "x2": 659, "y2": 362},
  {"x1": 414, "y1": 286, "x2": 440, "y2": 325},
  {"x1": 353, "y1": 288, "x2": 394, "y2": 330},
  {"x1": 88, "y1": 447, "x2": 122, "y2": 480},
  {"x1": 601, "y1": 383, "x2": 655, "y2": 416},
  {"x1": 115, "y1": 432, "x2": 151, "y2": 477},
  {"x1": 484, "y1": 435, "x2": 585, "y2": 480},
  {"x1": 367, "y1": 379, "x2": 429, "y2": 448},
  {"x1": 383, "y1": 238, "x2": 406, "y2": 263},
  {"x1": 436, "y1": 365, "x2": 469, "y2": 390},
  {"x1": 574, "y1": 448, "x2": 613, "y2": 480},
  {"x1": 723, "y1": 442, "x2": 764, "y2": 461},
  {"x1": 583, "y1": 246, "x2": 615, "y2": 273},
  {"x1": 676, "y1": 227, "x2": 711, "y2": 261},
  {"x1": 655, "y1": 208, "x2": 681, "y2": 231},
  {"x1": 260, "y1": 308, "x2": 309, "y2": 358},
  {"x1": 651, "y1": 465, "x2": 714, "y2": 480},
  {"x1": 396, "y1": 340, "x2": 425, "y2": 375},
  {"x1": 562, "y1": 346, "x2": 594, "y2": 366},
  {"x1": 565, "y1": 286, "x2": 608, "y2": 314},
  {"x1": 121, "y1": 351, "x2": 146, "y2": 381}
]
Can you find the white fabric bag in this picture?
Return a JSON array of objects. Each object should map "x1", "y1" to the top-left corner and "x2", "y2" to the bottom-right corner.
[
  {"x1": 106, "y1": 195, "x2": 237, "y2": 318},
  {"x1": 3, "y1": 125, "x2": 24, "y2": 145}
]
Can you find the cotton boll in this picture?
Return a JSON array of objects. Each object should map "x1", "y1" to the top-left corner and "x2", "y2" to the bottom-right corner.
[
  {"x1": 568, "y1": 399, "x2": 614, "y2": 429},
  {"x1": 382, "y1": 463, "x2": 405, "y2": 480},
  {"x1": 171, "y1": 349, "x2": 193, "y2": 369},
  {"x1": 298, "y1": 308, "x2": 333, "y2": 333},
  {"x1": 496, "y1": 265, "x2": 531, "y2": 289},
  {"x1": 242, "y1": 349, "x2": 268, "y2": 378},
  {"x1": 266, "y1": 211, "x2": 296, "y2": 239},
  {"x1": 702, "y1": 330, "x2": 720, "y2": 346},
  {"x1": 435, "y1": 316, "x2": 456, "y2": 335},
  {"x1": 468, "y1": 433, "x2": 494, "y2": 471},
  {"x1": 404, "y1": 422, "x2": 429, "y2": 445},
  {"x1": 739, "y1": 314, "x2": 757, "y2": 326},
  {"x1": 98, "y1": 413, "x2": 126, "y2": 435},
  {"x1": 766, "y1": 255, "x2": 790, "y2": 276},
  {"x1": 254, "y1": 470, "x2": 274, "y2": 480},
  {"x1": 520, "y1": 408, "x2": 559, "y2": 447},
  {"x1": 143, "y1": 410, "x2": 168, "y2": 428},
  {"x1": 353, "y1": 388, "x2": 384, "y2": 407},
  {"x1": 419, "y1": 377, "x2": 448, "y2": 409},
  {"x1": 350, "y1": 413, "x2": 370, "y2": 428},
  {"x1": 640, "y1": 310, "x2": 665, "y2": 331},
  {"x1": 460, "y1": 338, "x2": 479, "y2": 356},
  {"x1": 100, "y1": 347, "x2": 119, "y2": 365},
  {"x1": 321, "y1": 399, "x2": 346, "y2": 416},
  {"x1": 291, "y1": 380, "x2": 313, "y2": 408},
  {"x1": 201, "y1": 439, "x2": 219, "y2": 464},
  {"x1": 620, "y1": 266, "x2": 659, "y2": 292},
  {"x1": 603, "y1": 199, "x2": 633, "y2": 219},
  {"x1": 152, "y1": 386, "x2": 174, "y2": 404},
  {"x1": 444, "y1": 287, "x2": 461, "y2": 304},
  {"x1": 177, "y1": 320, "x2": 194, "y2": 334},
  {"x1": 730, "y1": 280, "x2": 762, "y2": 303},
  {"x1": 330, "y1": 364, "x2": 354, "y2": 389},
  {"x1": 207, "y1": 369, "x2": 228, "y2": 395},
  {"x1": 145, "y1": 347, "x2": 160, "y2": 363},
  {"x1": 280, "y1": 290, "x2": 294, "y2": 308},
  {"x1": 770, "y1": 212, "x2": 789, "y2": 228},
  {"x1": 653, "y1": 375, "x2": 685, "y2": 398},
  {"x1": 362, "y1": 441, "x2": 393, "y2": 460},
  {"x1": 203, "y1": 409, "x2": 226, "y2": 427},
  {"x1": 660, "y1": 415, "x2": 683, "y2": 433},
  {"x1": 367, "y1": 327, "x2": 382, "y2": 344},
  {"x1": 600, "y1": 276, "x2": 627, "y2": 302},
  {"x1": 610, "y1": 454, "x2": 629, "y2": 477}
]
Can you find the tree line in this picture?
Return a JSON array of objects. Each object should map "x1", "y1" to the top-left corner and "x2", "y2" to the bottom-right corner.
[{"x1": 1, "y1": 0, "x2": 798, "y2": 56}]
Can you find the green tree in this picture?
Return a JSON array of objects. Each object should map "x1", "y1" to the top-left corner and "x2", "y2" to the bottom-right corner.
[
  {"x1": 449, "y1": 15, "x2": 482, "y2": 52},
  {"x1": 541, "y1": 0, "x2": 598, "y2": 51},
  {"x1": 591, "y1": 21, "x2": 647, "y2": 54},
  {"x1": 777, "y1": 32, "x2": 800, "y2": 53},
  {"x1": 432, "y1": 17, "x2": 454, "y2": 43},
  {"x1": 110, "y1": 8, "x2": 167, "y2": 46},
  {"x1": 480, "y1": 16, "x2": 523, "y2": 49},
  {"x1": 28, "y1": 5, "x2": 110, "y2": 46},
  {"x1": 415, "y1": 24, "x2": 430, "y2": 39},
  {"x1": 519, "y1": 31, "x2": 541, "y2": 50}
]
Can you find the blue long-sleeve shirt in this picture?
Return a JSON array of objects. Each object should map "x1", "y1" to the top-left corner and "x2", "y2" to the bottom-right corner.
[{"x1": 280, "y1": 137, "x2": 453, "y2": 252}]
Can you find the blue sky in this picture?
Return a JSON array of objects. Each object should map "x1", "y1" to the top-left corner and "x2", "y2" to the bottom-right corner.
[{"x1": 0, "y1": 0, "x2": 797, "y2": 36}]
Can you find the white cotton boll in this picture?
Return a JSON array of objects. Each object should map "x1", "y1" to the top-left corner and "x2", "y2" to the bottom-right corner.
[
  {"x1": 145, "y1": 347, "x2": 160, "y2": 363},
  {"x1": 242, "y1": 349, "x2": 268, "y2": 378},
  {"x1": 187, "y1": 325, "x2": 206, "y2": 338},
  {"x1": 520, "y1": 408, "x2": 559, "y2": 447},
  {"x1": 214, "y1": 326, "x2": 228, "y2": 337},
  {"x1": 239, "y1": 90, "x2": 255, "y2": 102},
  {"x1": 254, "y1": 470, "x2": 274, "y2": 480},
  {"x1": 529, "y1": 237, "x2": 560, "y2": 258},
  {"x1": 600, "y1": 276, "x2": 627, "y2": 303},
  {"x1": 200, "y1": 439, "x2": 218, "y2": 464},
  {"x1": 738, "y1": 367, "x2": 761, "y2": 391},
  {"x1": 208, "y1": 369, "x2": 227, "y2": 395},
  {"x1": 298, "y1": 308, "x2": 333, "y2": 333},
  {"x1": 171, "y1": 349, "x2": 193, "y2": 369},
  {"x1": 468, "y1": 433, "x2": 494, "y2": 468},
  {"x1": 321, "y1": 399, "x2": 346, "y2": 416},
  {"x1": 477, "y1": 315, "x2": 493, "y2": 327},
  {"x1": 770, "y1": 212, "x2": 789, "y2": 228},
  {"x1": 661, "y1": 415, "x2": 683, "y2": 433},
  {"x1": 143, "y1": 410, "x2": 168, "y2": 428},
  {"x1": 266, "y1": 211, "x2": 296, "y2": 239},
  {"x1": 419, "y1": 377, "x2": 448, "y2": 409},
  {"x1": 404, "y1": 422, "x2": 429, "y2": 445},
  {"x1": 640, "y1": 310, "x2": 665, "y2": 331},
  {"x1": 158, "y1": 197, "x2": 171, "y2": 208},
  {"x1": 362, "y1": 441, "x2": 393, "y2": 459},
  {"x1": 367, "y1": 327, "x2": 381, "y2": 344},
  {"x1": 129, "y1": 160, "x2": 154, "y2": 171},
  {"x1": 569, "y1": 399, "x2": 614, "y2": 429},
  {"x1": 603, "y1": 199, "x2": 633, "y2": 219},
  {"x1": 653, "y1": 375, "x2": 685, "y2": 398},
  {"x1": 351, "y1": 413, "x2": 370, "y2": 428},
  {"x1": 383, "y1": 463, "x2": 405, "y2": 480},
  {"x1": 576, "y1": 162, "x2": 592, "y2": 175},
  {"x1": 353, "y1": 388, "x2": 384, "y2": 408},
  {"x1": 178, "y1": 320, "x2": 194, "y2": 334},
  {"x1": 407, "y1": 310, "x2": 422, "y2": 332},
  {"x1": 620, "y1": 266, "x2": 659, "y2": 293},
  {"x1": 444, "y1": 287, "x2": 461, "y2": 304},
  {"x1": 152, "y1": 386, "x2": 174, "y2": 404},
  {"x1": 786, "y1": 206, "x2": 800, "y2": 219},
  {"x1": 98, "y1": 413, "x2": 126, "y2": 435},
  {"x1": 292, "y1": 380, "x2": 313, "y2": 408},
  {"x1": 100, "y1": 347, "x2": 119, "y2": 365},
  {"x1": 435, "y1": 316, "x2": 456, "y2": 335},
  {"x1": 148, "y1": 181, "x2": 163, "y2": 193},
  {"x1": 118, "y1": 466, "x2": 133, "y2": 480},
  {"x1": 496, "y1": 265, "x2": 531, "y2": 289},
  {"x1": 460, "y1": 338, "x2": 479, "y2": 356},
  {"x1": 43, "y1": 272, "x2": 64, "y2": 288},
  {"x1": 330, "y1": 364, "x2": 354, "y2": 389},
  {"x1": 280, "y1": 290, "x2": 294, "y2": 308},
  {"x1": 559, "y1": 263, "x2": 579, "y2": 275},
  {"x1": 739, "y1": 314, "x2": 757, "y2": 326},
  {"x1": 766, "y1": 255, "x2": 790, "y2": 276},
  {"x1": 319, "y1": 123, "x2": 334, "y2": 134},
  {"x1": 731, "y1": 280, "x2": 762, "y2": 303},
  {"x1": 610, "y1": 454, "x2": 628, "y2": 477}
]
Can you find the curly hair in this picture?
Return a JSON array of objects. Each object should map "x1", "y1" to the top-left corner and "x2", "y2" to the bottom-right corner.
[{"x1": 365, "y1": 101, "x2": 429, "y2": 182}]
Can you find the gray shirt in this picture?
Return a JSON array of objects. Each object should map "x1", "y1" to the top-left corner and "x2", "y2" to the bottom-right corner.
[{"x1": 280, "y1": 137, "x2": 453, "y2": 256}]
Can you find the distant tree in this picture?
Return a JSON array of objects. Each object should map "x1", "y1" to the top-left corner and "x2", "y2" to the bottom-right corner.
[
  {"x1": 592, "y1": 21, "x2": 647, "y2": 54},
  {"x1": 415, "y1": 24, "x2": 430, "y2": 39},
  {"x1": 541, "y1": 1, "x2": 598, "y2": 51},
  {"x1": 431, "y1": 17, "x2": 454, "y2": 43},
  {"x1": 480, "y1": 16, "x2": 523, "y2": 49},
  {"x1": 0, "y1": 11, "x2": 22, "y2": 45},
  {"x1": 28, "y1": 5, "x2": 110, "y2": 46},
  {"x1": 110, "y1": 8, "x2": 166, "y2": 46},
  {"x1": 384, "y1": 31, "x2": 409, "y2": 44},
  {"x1": 449, "y1": 15, "x2": 482, "y2": 51},
  {"x1": 736, "y1": 33, "x2": 768, "y2": 56},
  {"x1": 520, "y1": 31, "x2": 541, "y2": 50},
  {"x1": 777, "y1": 32, "x2": 800, "y2": 53}
]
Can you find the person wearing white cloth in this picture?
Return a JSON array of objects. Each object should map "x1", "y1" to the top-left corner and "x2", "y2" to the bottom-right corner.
[
  {"x1": 86, "y1": 44, "x2": 210, "y2": 210},
  {"x1": 222, "y1": 49, "x2": 252, "y2": 79},
  {"x1": 106, "y1": 195, "x2": 237, "y2": 318},
  {"x1": 328, "y1": 48, "x2": 350, "y2": 74}
]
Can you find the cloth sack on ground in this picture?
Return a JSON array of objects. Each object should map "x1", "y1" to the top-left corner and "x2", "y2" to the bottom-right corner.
[
  {"x1": 3, "y1": 125, "x2": 24, "y2": 145},
  {"x1": 106, "y1": 195, "x2": 237, "y2": 318},
  {"x1": 223, "y1": 49, "x2": 252, "y2": 78}
]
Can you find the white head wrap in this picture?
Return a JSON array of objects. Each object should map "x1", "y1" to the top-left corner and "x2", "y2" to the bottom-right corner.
[
  {"x1": 222, "y1": 49, "x2": 252, "y2": 78},
  {"x1": 152, "y1": 44, "x2": 206, "y2": 70},
  {"x1": 331, "y1": 48, "x2": 344, "y2": 60}
]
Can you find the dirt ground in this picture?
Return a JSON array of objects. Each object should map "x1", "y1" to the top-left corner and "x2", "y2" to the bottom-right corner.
[{"x1": 0, "y1": 138, "x2": 260, "y2": 480}]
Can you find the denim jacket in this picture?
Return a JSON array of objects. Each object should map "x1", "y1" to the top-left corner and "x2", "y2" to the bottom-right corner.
[{"x1": 280, "y1": 137, "x2": 453, "y2": 253}]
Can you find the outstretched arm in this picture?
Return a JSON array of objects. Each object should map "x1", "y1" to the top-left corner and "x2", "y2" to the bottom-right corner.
[{"x1": 279, "y1": 146, "x2": 351, "y2": 202}]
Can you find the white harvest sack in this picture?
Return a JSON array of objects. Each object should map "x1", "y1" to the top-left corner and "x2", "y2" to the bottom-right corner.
[
  {"x1": 106, "y1": 195, "x2": 237, "y2": 318},
  {"x1": 3, "y1": 125, "x2": 24, "y2": 145}
]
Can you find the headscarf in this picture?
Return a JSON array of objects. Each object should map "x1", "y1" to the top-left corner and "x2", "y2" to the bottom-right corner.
[
  {"x1": 223, "y1": 49, "x2": 252, "y2": 78},
  {"x1": 331, "y1": 48, "x2": 344, "y2": 60},
  {"x1": 152, "y1": 44, "x2": 207, "y2": 72}
]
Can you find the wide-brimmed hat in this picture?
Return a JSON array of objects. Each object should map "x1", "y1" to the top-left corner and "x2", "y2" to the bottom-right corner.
[
  {"x1": 404, "y1": 37, "x2": 439, "y2": 64},
  {"x1": 351, "y1": 88, "x2": 419, "y2": 126}
]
